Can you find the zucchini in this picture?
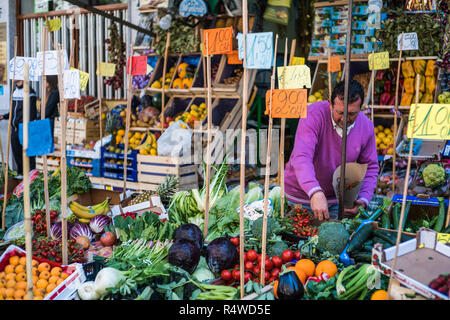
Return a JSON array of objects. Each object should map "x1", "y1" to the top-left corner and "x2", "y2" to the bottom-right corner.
[
  {"x1": 347, "y1": 223, "x2": 374, "y2": 253},
  {"x1": 372, "y1": 236, "x2": 393, "y2": 248},
  {"x1": 351, "y1": 252, "x2": 372, "y2": 263},
  {"x1": 373, "y1": 229, "x2": 396, "y2": 245},
  {"x1": 380, "y1": 210, "x2": 391, "y2": 229},
  {"x1": 402, "y1": 201, "x2": 412, "y2": 230},
  {"x1": 392, "y1": 203, "x2": 401, "y2": 230},
  {"x1": 434, "y1": 198, "x2": 446, "y2": 232},
  {"x1": 374, "y1": 228, "x2": 414, "y2": 243}
]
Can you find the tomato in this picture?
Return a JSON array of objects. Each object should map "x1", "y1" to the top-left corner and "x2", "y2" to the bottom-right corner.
[
  {"x1": 269, "y1": 276, "x2": 277, "y2": 282},
  {"x1": 264, "y1": 271, "x2": 271, "y2": 281},
  {"x1": 253, "y1": 264, "x2": 261, "y2": 275},
  {"x1": 294, "y1": 251, "x2": 301, "y2": 260},
  {"x1": 271, "y1": 256, "x2": 282, "y2": 268},
  {"x1": 281, "y1": 249, "x2": 294, "y2": 263},
  {"x1": 264, "y1": 259, "x2": 273, "y2": 272},
  {"x1": 243, "y1": 252, "x2": 248, "y2": 262},
  {"x1": 221, "y1": 269, "x2": 232, "y2": 281},
  {"x1": 257, "y1": 254, "x2": 268, "y2": 264},
  {"x1": 271, "y1": 268, "x2": 280, "y2": 278},
  {"x1": 246, "y1": 250, "x2": 258, "y2": 262},
  {"x1": 245, "y1": 261, "x2": 254, "y2": 271},
  {"x1": 232, "y1": 269, "x2": 241, "y2": 281},
  {"x1": 230, "y1": 237, "x2": 239, "y2": 247},
  {"x1": 244, "y1": 272, "x2": 252, "y2": 283}
]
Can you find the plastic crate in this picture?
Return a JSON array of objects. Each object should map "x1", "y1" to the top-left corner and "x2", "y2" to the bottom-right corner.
[
  {"x1": 102, "y1": 169, "x2": 138, "y2": 182},
  {"x1": 68, "y1": 156, "x2": 102, "y2": 177},
  {"x1": 82, "y1": 260, "x2": 106, "y2": 282}
]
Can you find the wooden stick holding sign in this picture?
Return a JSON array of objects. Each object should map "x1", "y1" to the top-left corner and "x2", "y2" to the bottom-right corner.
[
  {"x1": 2, "y1": 36, "x2": 17, "y2": 229},
  {"x1": 260, "y1": 34, "x2": 279, "y2": 286},
  {"x1": 238, "y1": 2, "x2": 250, "y2": 299},
  {"x1": 97, "y1": 50, "x2": 104, "y2": 148},
  {"x1": 122, "y1": 45, "x2": 135, "y2": 197},
  {"x1": 392, "y1": 32, "x2": 404, "y2": 193},
  {"x1": 57, "y1": 45, "x2": 69, "y2": 264},
  {"x1": 160, "y1": 33, "x2": 171, "y2": 132},
  {"x1": 22, "y1": 63, "x2": 34, "y2": 300},
  {"x1": 370, "y1": 51, "x2": 375, "y2": 122},
  {"x1": 72, "y1": 61, "x2": 81, "y2": 146},
  {"x1": 387, "y1": 74, "x2": 421, "y2": 300}
]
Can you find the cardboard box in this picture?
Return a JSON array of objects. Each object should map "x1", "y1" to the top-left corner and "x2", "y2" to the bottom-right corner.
[
  {"x1": 371, "y1": 228, "x2": 450, "y2": 300},
  {"x1": 117, "y1": 194, "x2": 168, "y2": 220},
  {"x1": 74, "y1": 188, "x2": 122, "y2": 207}
]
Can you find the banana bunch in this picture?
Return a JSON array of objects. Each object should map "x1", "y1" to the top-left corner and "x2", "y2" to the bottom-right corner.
[{"x1": 69, "y1": 197, "x2": 111, "y2": 223}]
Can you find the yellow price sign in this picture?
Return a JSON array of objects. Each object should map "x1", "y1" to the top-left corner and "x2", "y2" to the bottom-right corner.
[
  {"x1": 291, "y1": 57, "x2": 305, "y2": 66},
  {"x1": 71, "y1": 67, "x2": 89, "y2": 91},
  {"x1": 97, "y1": 62, "x2": 116, "y2": 77},
  {"x1": 368, "y1": 51, "x2": 390, "y2": 70},
  {"x1": 407, "y1": 104, "x2": 450, "y2": 140},
  {"x1": 277, "y1": 65, "x2": 311, "y2": 89},
  {"x1": 437, "y1": 233, "x2": 450, "y2": 245},
  {"x1": 46, "y1": 18, "x2": 62, "y2": 32}
]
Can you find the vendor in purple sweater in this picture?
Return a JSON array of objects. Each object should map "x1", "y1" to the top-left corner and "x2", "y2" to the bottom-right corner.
[{"x1": 284, "y1": 80, "x2": 378, "y2": 221}]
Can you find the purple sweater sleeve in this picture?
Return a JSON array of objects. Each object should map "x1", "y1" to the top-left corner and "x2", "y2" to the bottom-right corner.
[
  {"x1": 357, "y1": 122, "x2": 379, "y2": 206},
  {"x1": 290, "y1": 108, "x2": 323, "y2": 198}
]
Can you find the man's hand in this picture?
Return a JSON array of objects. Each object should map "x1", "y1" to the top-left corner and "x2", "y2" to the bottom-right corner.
[
  {"x1": 310, "y1": 191, "x2": 329, "y2": 221},
  {"x1": 344, "y1": 200, "x2": 366, "y2": 218}
]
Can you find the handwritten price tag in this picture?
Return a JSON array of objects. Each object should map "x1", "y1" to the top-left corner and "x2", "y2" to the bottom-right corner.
[
  {"x1": 437, "y1": 233, "x2": 450, "y2": 245},
  {"x1": 36, "y1": 50, "x2": 70, "y2": 76},
  {"x1": 291, "y1": 57, "x2": 305, "y2": 65},
  {"x1": 237, "y1": 32, "x2": 273, "y2": 69},
  {"x1": 63, "y1": 69, "x2": 80, "y2": 100},
  {"x1": 398, "y1": 33, "x2": 419, "y2": 51},
  {"x1": 407, "y1": 104, "x2": 450, "y2": 140},
  {"x1": 97, "y1": 62, "x2": 116, "y2": 77},
  {"x1": 46, "y1": 18, "x2": 61, "y2": 32},
  {"x1": 265, "y1": 89, "x2": 308, "y2": 119},
  {"x1": 9, "y1": 57, "x2": 41, "y2": 81},
  {"x1": 71, "y1": 67, "x2": 89, "y2": 91},
  {"x1": 227, "y1": 50, "x2": 242, "y2": 65},
  {"x1": 127, "y1": 56, "x2": 147, "y2": 76},
  {"x1": 277, "y1": 65, "x2": 311, "y2": 89},
  {"x1": 203, "y1": 27, "x2": 233, "y2": 55},
  {"x1": 368, "y1": 51, "x2": 390, "y2": 70},
  {"x1": 328, "y1": 56, "x2": 341, "y2": 73}
]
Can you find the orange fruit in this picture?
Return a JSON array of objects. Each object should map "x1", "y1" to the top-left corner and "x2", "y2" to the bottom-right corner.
[
  {"x1": 5, "y1": 288, "x2": 14, "y2": 298},
  {"x1": 33, "y1": 287, "x2": 45, "y2": 296},
  {"x1": 46, "y1": 283, "x2": 56, "y2": 293},
  {"x1": 32, "y1": 259, "x2": 39, "y2": 267},
  {"x1": 5, "y1": 273, "x2": 16, "y2": 281},
  {"x1": 15, "y1": 272, "x2": 26, "y2": 282},
  {"x1": 273, "y1": 280, "x2": 279, "y2": 299},
  {"x1": 39, "y1": 270, "x2": 50, "y2": 280},
  {"x1": 61, "y1": 272, "x2": 70, "y2": 280},
  {"x1": 37, "y1": 263, "x2": 50, "y2": 273},
  {"x1": 36, "y1": 279, "x2": 48, "y2": 289},
  {"x1": 295, "y1": 259, "x2": 316, "y2": 278},
  {"x1": 6, "y1": 279, "x2": 16, "y2": 289},
  {"x1": 371, "y1": 289, "x2": 388, "y2": 300},
  {"x1": 15, "y1": 281, "x2": 27, "y2": 290},
  {"x1": 19, "y1": 256, "x2": 27, "y2": 266},
  {"x1": 14, "y1": 289, "x2": 25, "y2": 299},
  {"x1": 0, "y1": 279, "x2": 5, "y2": 288},
  {"x1": 33, "y1": 295, "x2": 43, "y2": 300},
  {"x1": 15, "y1": 265, "x2": 25, "y2": 274},
  {"x1": 4, "y1": 265, "x2": 15, "y2": 274},
  {"x1": 48, "y1": 276, "x2": 59, "y2": 284},
  {"x1": 287, "y1": 266, "x2": 307, "y2": 285},
  {"x1": 0, "y1": 271, "x2": 5, "y2": 279},
  {"x1": 56, "y1": 278, "x2": 64, "y2": 286},
  {"x1": 32, "y1": 275, "x2": 39, "y2": 285},
  {"x1": 23, "y1": 293, "x2": 30, "y2": 300},
  {"x1": 32, "y1": 267, "x2": 38, "y2": 276},
  {"x1": 0, "y1": 287, "x2": 6, "y2": 297},
  {"x1": 9, "y1": 255, "x2": 19, "y2": 266},
  {"x1": 50, "y1": 267, "x2": 62, "y2": 277},
  {"x1": 315, "y1": 260, "x2": 338, "y2": 278}
]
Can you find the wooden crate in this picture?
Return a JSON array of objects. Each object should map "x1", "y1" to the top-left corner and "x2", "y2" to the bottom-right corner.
[
  {"x1": 137, "y1": 154, "x2": 199, "y2": 190},
  {"x1": 190, "y1": 54, "x2": 223, "y2": 94},
  {"x1": 169, "y1": 53, "x2": 203, "y2": 95},
  {"x1": 163, "y1": 95, "x2": 194, "y2": 120},
  {"x1": 35, "y1": 156, "x2": 60, "y2": 172},
  {"x1": 213, "y1": 55, "x2": 244, "y2": 93},
  {"x1": 145, "y1": 54, "x2": 181, "y2": 94}
]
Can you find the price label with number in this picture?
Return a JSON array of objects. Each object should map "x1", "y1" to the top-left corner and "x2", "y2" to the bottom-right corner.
[
  {"x1": 63, "y1": 69, "x2": 80, "y2": 99},
  {"x1": 127, "y1": 56, "x2": 147, "y2": 76},
  {"x1": 203, "y1": 27, "x2": 233, "y2": 55},
  {"x1": 407, "y1": 104, "x2": 450, "y2": 140},
  {"x1": 71, "y1": 67, "x2": 89, "y2": 91},
  {"x1": 9, "y1": 57, "x2": 41, "y2": 81},
  {"x1": 265, "y1": 89, "x2": 308, "y2": 119},
  {"x1": 237, "y1": 32, "x2": 274, "y2": 69},
  {"x1": 46, "y1": 18, "x2": 61, "y2": 32},
  {"x1": 227, "y1": 50, "x2": 242, "y2": 65},
  {"x1": 397, "y1": 33, "x2": 419, "y2": 51},
  {"x1": 277, "y1": 65, "x2": 311, "y2": 89},
  {"x1": 328, "y1": 56, "x2": 341, "y2": 73},
  {"x1": 368, "y1": 51, "x2": 390, "y2": 70},
  {"x1": 37, "y1": 50, "x2": 70, "y2": 76}
]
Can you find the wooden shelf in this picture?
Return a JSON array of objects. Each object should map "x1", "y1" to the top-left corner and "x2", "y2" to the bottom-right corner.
[
  {"x1": 308, "y1": 55, "x2": 439, "y2": 63},
  {"x1": 314, "y1": 0, "x2": 368, "y2": 7}
]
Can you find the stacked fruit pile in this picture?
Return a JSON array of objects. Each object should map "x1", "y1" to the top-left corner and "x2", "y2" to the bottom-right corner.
[
  {"x1": 308, "y1": 89, "x2": 325, "y2": 103},
  {"x1": 150, "y1": 66, "x2": 176, "y2": 89},
  {"x1": 69, "y1": 198, "x2": 110, "y2": 224},
  {"x1": 375, "y1": 125, "x2": 395, "y2": 156},
  {"x1": 172, "y1": 102, "x2": 207, "y2": 128},
  {"x1": 172, "y1": 62, "x2": 195, "y2": 89}
]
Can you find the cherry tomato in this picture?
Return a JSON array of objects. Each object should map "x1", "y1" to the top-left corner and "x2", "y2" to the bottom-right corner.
[
  {"x1": 230, "y1": 237, "x2": 239, "y2": 247},
  {"x1": 245, "y1": 261, "x2": 254, "y2": 271},
  {"x1": 232, "y1": 269, "x2": 240, "y2": 281},
  {"x1": 257, "y1": 254, "x2": 268, "y2": 264},
  {"x1": 264, "y1": 271, "x2": 271, "y2": 281},
  {"x1": 244, "y1": 272, "x2": 252, "y2": 283},
  {"x1": 271, "y1": 256, "x2": 283, "y2": 268},
  {"x1": 271, "y1": 268, "x2": 280, "y2": 278},
  {"x1": 264, "y1": 259, "x2": 273, "y2": 272},
  {"x1": 246, "y1": 250, "x2": 258, "y2": 262},
  {"x1": 281, "y1": 249, "x2": 294, "y2": 263},
  {"x1": 269, "y1": 276, "x2": 277, "y2": 282},
  {"x1": 253, "y1": 264, "x2": 261, "y2": 275},
  {"x1": 294, "y1": 251, "x2": 301, "y2": 260},
  {"x1": 221, "y1": 269, "x2": 232, "y2": 281}
]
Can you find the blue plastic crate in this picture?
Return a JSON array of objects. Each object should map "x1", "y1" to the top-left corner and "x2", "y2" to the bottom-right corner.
[
  {"x1": 101, "y1": 169, "x2": 138, "y2": 182},
  {"x1": 67, "y1": 156, "x2": 101, "y2": 177}
]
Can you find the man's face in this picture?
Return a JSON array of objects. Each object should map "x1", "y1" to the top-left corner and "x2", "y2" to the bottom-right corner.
[
  {"x1": 330, "y1": 96, "x2": 361, "y2": 128},
  {"x1": 15, "y1": 80, "x2": 23, "y2": 87}
]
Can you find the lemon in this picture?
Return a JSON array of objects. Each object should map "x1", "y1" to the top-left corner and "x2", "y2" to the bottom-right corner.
[
  {"x1": 379, "y1": 143, "x2": 387, "y2": 149},
  {"x1": 384, "y1": 128, "x2": 392, "y2": 135},
  {"x1": 377, "y1": 132, "x2": 386, "y2": 139},
  {"x1": 308, "y1": 95, "x2": 317, "y2": 103},
  {"x1": 152, "y1": 142, "x2": 157, "y2": 149},
  {"x1": 376, "y1": 125, "x2": 384, "y2": 131},
  {"x1": 150, "y1": 149, "x2": 157, "y2": 156},
  {"x1": 314, "y1": 91, "x2": 322, "y2": 98}
]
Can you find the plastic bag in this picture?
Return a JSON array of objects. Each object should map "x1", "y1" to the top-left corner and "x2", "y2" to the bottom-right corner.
[{"x1": 157, "y1": 120, "x2": 192, "y2": 158}]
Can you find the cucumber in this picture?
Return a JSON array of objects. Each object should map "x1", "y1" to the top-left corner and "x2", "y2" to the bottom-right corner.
[
  {"x1": 347, "y1": 223, "x2": 374, "y2": 253},
  {"x1": 392, "y1": 203, "x2": 401, "y2": 230},
  {"x1": 372, "y1": 236, "x2": 393, "y2": 248},
  {"x1": 373, "y1": 229, "x2": 396, "y2": 245},
  {"x1": 351, "y1": 252, "x2": 372, "y2": 263},
  {"x1": 380, "y1": 210, "x2": 391, "y2": 229},
  {"x1": 402, "y1": 201, "x2": 412, "y2": 230},
  {"x1": 434, "y1": 198, "x2": 446, "y2": 233}
]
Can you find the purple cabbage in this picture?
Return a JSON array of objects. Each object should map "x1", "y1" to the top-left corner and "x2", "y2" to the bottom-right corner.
[
  {"x1": 89, "y1": 215, "x2": 111, "y2": 234},
  {"x1": 70, "y1": 222, "x2": 94, "y2": 241},
  {"x1": 51, "y1": 222, "x2": 74, "y2": 241}
]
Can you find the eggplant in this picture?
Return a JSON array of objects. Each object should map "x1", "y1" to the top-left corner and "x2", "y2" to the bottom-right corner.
[{"x1": 276, "y1": 271, "x2": 304, "y2": 300}]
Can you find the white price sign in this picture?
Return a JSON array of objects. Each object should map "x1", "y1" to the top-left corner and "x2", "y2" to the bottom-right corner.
[
  {"x1": 63, "y1": 69, "x2": 81, "y2": 99},
  {"x1": 9, "y1": 57, "x2": 41, "y2": 81},
  {"x1": 397, "y1": 33, "x2": 419, "y2": 51}
]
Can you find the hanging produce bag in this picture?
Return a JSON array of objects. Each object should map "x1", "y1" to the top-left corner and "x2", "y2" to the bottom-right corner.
[
  {"x1": 263, "y1": 0, "x2": 291, "y2": 26},
  {"x1": 332, "y1": 163, "x2": 368, "y2": 209}
]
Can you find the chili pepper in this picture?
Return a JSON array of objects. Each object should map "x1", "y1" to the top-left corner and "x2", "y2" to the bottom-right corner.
[
  {"x1": 387, "y1": 96, "x2": 396, "y2": 106},
  {"x1": 376, "y1": 70, "x2": 385, "y2": 80},
  {"x1": 384, "y1": 80, "x2": 392, "y2": 92},
  {"x1": 380, "y1": 92, "x2": 391, "y2": 105}
]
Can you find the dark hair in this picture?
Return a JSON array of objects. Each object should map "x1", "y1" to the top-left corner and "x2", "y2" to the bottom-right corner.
[
  {"x1": 331, "y1": 80, "x2": 364, "y2": 108},
  {"x1": 141, "y1": 95, "x2": 153, "y2": 108},
  {"x1": 46, "y1": 75, "x2": 58, "y2": 91}
]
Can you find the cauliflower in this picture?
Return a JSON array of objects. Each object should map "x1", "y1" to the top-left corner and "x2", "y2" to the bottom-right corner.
[{"x1": 422, "y1": 164, "x2": 446, "y2": 187}]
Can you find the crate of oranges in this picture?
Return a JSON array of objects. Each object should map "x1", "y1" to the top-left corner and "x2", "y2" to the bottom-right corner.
[{"x1": 0, "y1": 245, "x2": 86, "y2": 300}]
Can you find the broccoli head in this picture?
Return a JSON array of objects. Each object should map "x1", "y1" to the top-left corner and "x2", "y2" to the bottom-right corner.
[
  {"x1": 251, "y1": 216, "x2": 278, "y2": 240},
  {"x1": 422, "y1": 164, "x2": 446, "y2": 187},
  {"x1": 317, "y1": 222, "x2": 350, "y2": 255}
]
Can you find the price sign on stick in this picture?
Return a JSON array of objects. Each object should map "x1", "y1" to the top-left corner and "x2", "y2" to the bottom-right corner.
[
  {"x1": 203, "y1": 27, "x2": 233, "y2": 55},
  {"x1": 97, "y1": 62, "x2": 116, "y2": 77},
  {"x1": 227, "y1": 50, "x2": 242, "y2": 64},
  {"x1": 70, "y1": 67, "x2": 89, "y2": 91},
  {"x1": 397, "y1": 33, "x2": 419, "y2": 51},
  {"x1": 37, "y1": 50, "x2": 70, "y2": 75},
  {"x1": 127, "y1": 56, "x2": 147, "y2": 76},
  {"x1": 265, "y1": 89, "x2": 308, "y2": 119},
  {"x1": 406, "y1": 104, "x2": 450, "y2": 140},
  {"x1": 368, "y1": 51, "x2": 390, "y2": 70},
  {"x1": 237, "y1": 32, "x2": 273, "y2": 69},
  {"x1": 46, "y1": 18, "x2": 61, "y2": 32},
  {"x1": 63, "y1": 69, "x2": 81, "y2": 99},
  {"x1": 291, "y1": 57, "x2": 305, "y2": 65},
  {"x1": 328, "y1": 55, "x2": 341, "y2": 73},
  {"x1": 9, "y1": 57, "x2": 41, "y2": 81},
  {"x1": 277, "y1": 65, "x2": 311, "y2": 89}
]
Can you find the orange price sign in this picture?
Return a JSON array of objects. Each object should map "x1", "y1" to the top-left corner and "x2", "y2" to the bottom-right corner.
[
  {"x1": 203, "y1": 27, "x2": 233, "y2": 55},
  {"x1": 227, "y1": 50, "x2": 242, "y2": 64},
  {"x1": 328, "y1": 55, "x2": 341, "y2": 73},
  {"x1": 265, "y1": 89, "x2": 308, "y2": 119}
]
